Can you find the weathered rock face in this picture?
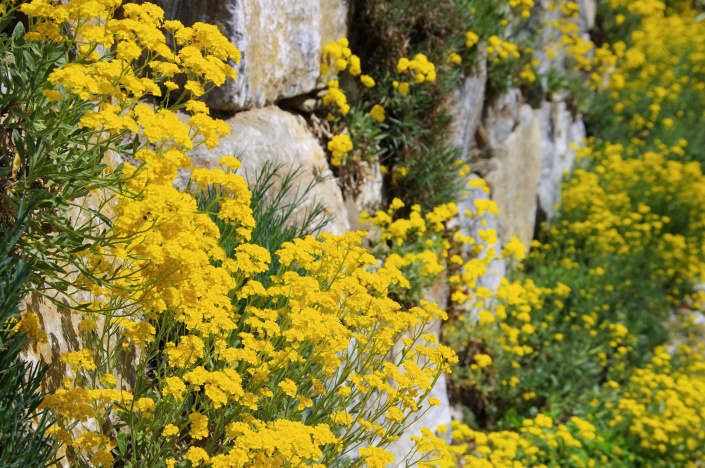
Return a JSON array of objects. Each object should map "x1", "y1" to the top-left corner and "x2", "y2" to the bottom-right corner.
[
  {"x1": 536, "y1": 98, "x2": 586, "y2": 224},
  {"x1": 343, "y1": 159, "x2": 385, "y2": 233},
  {"x1": 577, "y1": 0, "x2": 598, "y2": 31},
  {"x1": 450, "y1": 60, "x2": 488, "y2": 161},
  {"x1": 23, "y1": 293, "x2": 83, "y2": 393},
  {"x1": 177, "y1": 106, "x2": 350, "y2": 235},
  {"x1": 154, "y1": 0, "x2": 349, "y2": 110},
  {"x1": 484, "y1": 90, "x2": 522, "y2": 151},
  {"x1": 483, "y1": 98, "x2": 543, "y2": 248}
]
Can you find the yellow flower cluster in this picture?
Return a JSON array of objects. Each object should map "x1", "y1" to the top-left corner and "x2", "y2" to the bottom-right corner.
[
  {"x1": 322, "y1": 37, "x2": 361, "y2": 77},
  {"x1": 439, "y1": 414, "x2": 609, "y2": 468},
  {"x1": 327, "y1": 133, "x2": 353, "y2": 166},
  {"x1": 607, "y1": 344, "x2": 705, "y2": 462},
  {"x1": 509, "y1": 0, "x2": 535, "y2": 18},
  {"x1": 465, "y1": 31, "x2": 480, "y2": 48},
  {"x1": 487, "y1": 36, "x2": 520, "y2": 61},
  {"x1": 397, "y1": 54, "x2": 437, "y2": 83},
  {"x1": 16, "y1": 3, "x2": 463, "y2": 467},
  {"x1": 604, "y1": 3, "x2": 705, "y2": 127},
  {"x1": 370, "y1": 104, "x2": 386, "y2": 122},
  {"x1": 320, "y1": 37, "x2": 394, "y2": 168},
  {"x1": 323, "y1": 79, "x2": 350, "y2": 115},
  {"x1": 544, "y1": 1, "x2": 599, "y2": 75},
  {"x1": 558, "y1": 142, "x2": 705, "y2": 284}
]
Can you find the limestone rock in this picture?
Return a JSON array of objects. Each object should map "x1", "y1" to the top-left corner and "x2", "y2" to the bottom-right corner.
[
  {"x1": 344, "y1": 159, "x2": 384, "y2": 233},
  {"x1": 484, "y1": 104, "x2": 543, "y2": 247},
  {"x1": 154, "y1": 0, "x2": 349, "y2": 110},
  {"x1": 450, "y1": 63, "x2": 487, "y2": 161},
  {"x1": 578, "y1": 0, "x2": 597, "y2": 30},
  {"x1": 483, "y1": 90, "x2": 521, "y2": 150},
  {"x1": 536, "y1": 99, "x2": 586, "y2": 224},
  {"x1": 178, "y1": 106, "x2": 350, "y2": 235}
]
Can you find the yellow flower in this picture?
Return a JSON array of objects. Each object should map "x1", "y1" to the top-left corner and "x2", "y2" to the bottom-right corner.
[
  {"x1": 358, "y1": 447, "x2": 395, "y2": 468},
  {"x1": 360, "y1": 74, "x2": 375, "y2": 87},
  {"x1": 465, "y1": 31, "x2": 479, "y2": 47},
  {"x1": 474, "y1": 354, "x2": 492, "y2": 368},
  {"x1": 386, "y1": 407, "x2": 404, "y2": 421},
  {"x1": 91, "y1": 450, "x2": 113, "y2": 466},
  {"x1": 330, "y1": 411, "x2": 354, "y2": 425},
  {"x1": 370, "y1": 104, "x2": 385, "y2": 122},
  {"x1": 327, "y1": 134, "x2": 353, "y2": 166},
  {"x1": 162, "y1": 424, "x2": 179, "y2": 437},
  {"x1": 448, "y1": 52, "x2": 462, "y2": 64},
  {"x1": 189, "y1": 413, "x2": 209, "y2": 440},
  {"x1": 162, "y1": 376, "x2": 187, "y2": 401},
  {"x1": 184, "y1": 446, "x2": 210, "y2": 465},
  {"x1": 278, "y1": 378, "x2": 297, "y2": 398},
  {"x1": 42, "y1": 89, "x2": 63, "y2": 101},
  {"x1": 134, "y1": 398, "x2": 156, "y2": 417},
  {"x1": 16, "y1": 313, "x2": 47, "y2": 344}
]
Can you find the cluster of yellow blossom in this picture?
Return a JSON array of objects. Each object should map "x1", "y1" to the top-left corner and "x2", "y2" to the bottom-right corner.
[
  {"x1": 320, "y1": 37, "x2": 392, "y2": 168},
  {"x1": 327, "y1": 133, "x2": 354, "y2": 166},
  {"x1": 322, "y1": 79, "x2": 350, "y2": 115},
  {"x1": 438, "y1": 414, "x2": 614, "y2": 467},
  {"x1": 397, "y1": 54, "x2": 437, "y2": 83},
  {"x1": 361, "y1": 200, "x2": 453, "y2": 293},
  {"x1": 558, "y1": 142, "x2": 705, "y2": 284},
  {"x1": 509, "y1": 0, "x2": 535, "y2": 18},
  {"x1": 542, "y1": 1, "x2": 599, "y2": 78},
  {"x1": 606, "y1": 344, "x2": 705, "y2": 462},
  {"x1": 448, "y1": 52, "x2": 462, "y2": 64},
  {"x1": 486, "y1": 36, "x2": 520, "y2": 61},
  {"x1": 362, "y1": 182, "x2": 526, "y2": 311},
  {"x1": 605, "y1": 3, "x2": 705, "y2": 131},
  {"x1": 322, "y1": 37, "x2": 362, "y2": 77},
  {"x1": 370, "y1": 104, "x2": 386, "y2": 122},
  {"x1": 320, "y1": 37, "x2": 375, "y2": 121},
  {"x1": 465, "y1": 31, "x2": 480, "y2": 48},
  {"x1": 16, "y1": 312, "x2": 48, "y2": 344},
  {"x1": 17, "y1": 3, "x2": 464, "y2": 467}
]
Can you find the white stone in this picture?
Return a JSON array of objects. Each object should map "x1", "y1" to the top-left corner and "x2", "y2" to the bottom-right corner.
[
  {"x1": 484, "y1": 104, "x2": 543, "y2": 248},
  {"x1": 450, "y1": 61, "x2": 488, "y2": 161},
  {"x1": 178, "y1": 106, "x2": 350, "y2": 235},
  {"x1": 535, "y1": 98, "x2": 586, "y2": 224},
  {"x1": 155, "y1": 0, "x2": 349, "y2": 110},
  {"x1": 484, "y1": 90, "x2": 521, "y2": 150}
]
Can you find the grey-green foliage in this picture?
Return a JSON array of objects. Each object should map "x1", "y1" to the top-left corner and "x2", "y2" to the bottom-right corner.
[
  {"x1": 0, "y1": 14, "x2": 137, "y2": 466},
  {"x1": 198, "y1": 159, "x2": 330, "y2": 281},
  {"x1": 0, "y1": 195, "x2": 58, "y2": 467},
  {"x1": 0, "y1": 20, "x2": 131, "y2": 297}
]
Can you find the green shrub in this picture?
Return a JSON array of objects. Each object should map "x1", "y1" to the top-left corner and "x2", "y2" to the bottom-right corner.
[{"x1": 0, "y1": 196, "x2": 58, "y2": 467}]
